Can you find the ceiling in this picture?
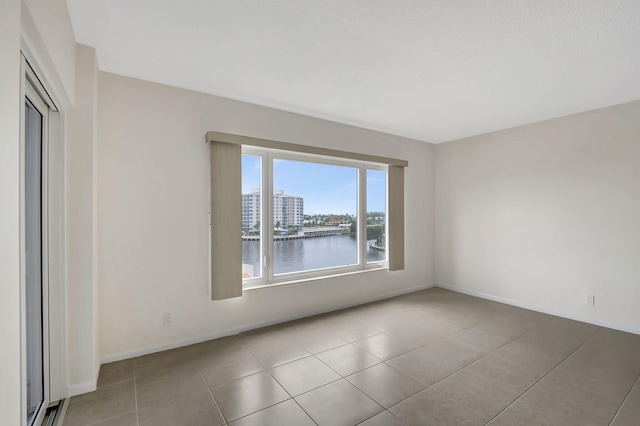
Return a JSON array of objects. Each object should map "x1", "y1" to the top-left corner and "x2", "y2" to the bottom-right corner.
[{"x1": 66, "y1": 0, "x2": 640, "y2": 143}]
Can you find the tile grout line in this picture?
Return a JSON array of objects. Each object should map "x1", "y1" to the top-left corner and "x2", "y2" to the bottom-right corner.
[
  {"x1": 131, "y1": 298, "x2": 538, "y2": 425},
  {"x1": 355, "y1": 409, "x2": 403, "y2": 425},
  {"x1": 133, "y1": 368, "x2": 140, "y2": 426},
  {"x1": 350, "y1": 332, "x2": 424, "y2": 362},
  {"x1": 102, "y1": 292, "x2": 618, "y2": 426},
  {"x1": 481, "y1": 325, "x2": 603, "y2": 425},
  {"x1": 194, "y1": 341, "x2": 268, "y2": 389},
  {"x1": 355, "y1": 363, "x2": 430, "y2": 409},
  {"x1": 374, "y1": 304, "x2": 525, "y2": 363},
  {"x1": 264, "y1": 365, "x2": 321, "y2": 426},
  {"x1": 331, "y1": 352, "x2": 429, "y2": 414},
  {"x1": 377, "y1": 310, "x2": 505, "y2": 396},
  {"x1": 292, "y1": 399, "x2": 320, "y2": 426},
  {"x1": 383, "y1": 315, "x2": 563, "y2": 414},
  {"x1": 272, "y1": 362, "x2": 344, "y2": 397},
  {"x1": 205, "y1": 388, "x2": 227, "y2": 426},
  {"x1": 263, "y1": 348, "x2": 385, "y2": 424},
  {"x1": 314, "y1": 343, "x2": 384, "y2": 378},
  {"x1": 239, "y1": 334, "x2": 312, "y2": 372},
  {"x1": 135, "y1": 366, "x2": 228, "y2": 421},
  {"x1": 207, "y1": 341, "x2": 317, "y2": 425},
  {"x1": 194, "y1": 356, "x2": 229, "y2": 425},
  {"x1": 354, "y1": 409, "x2": 387, "y2": 425},
  {"x1": 280, "y1": 368, "x2": 322, "y2": 426},
  {"x1": 608, "y1": 373, "x2": 640, "y2": 426},
  {"x1": 225, "y1": 400, "x2": 302, "y2": 425}
]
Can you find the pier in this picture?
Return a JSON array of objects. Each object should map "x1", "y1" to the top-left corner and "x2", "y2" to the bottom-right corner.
[
  {"x1": 368, "y1": 241, "x2": 386, "y2": 251},
  {"x1": 242, "y1": 226, "x2": 350, "y2": 241}
]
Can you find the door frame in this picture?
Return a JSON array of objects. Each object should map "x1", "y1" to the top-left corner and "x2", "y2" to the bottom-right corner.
[{"x1": 20, "y1": 54, "x2": 67, "y2": 426}]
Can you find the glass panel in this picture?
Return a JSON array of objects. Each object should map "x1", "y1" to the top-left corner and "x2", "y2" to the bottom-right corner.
[
  {"x1": 25, "y1": 98, "x2": 44, "y2": 425},
  {"x1": 366, "y1": 169, "x2": 387, "y2": 263},
  {"x1": 273, "y1": 159, "x2": 357, "y2": 275},
  {"x1": 241, "y1": 155, "x2": 262, "y2": 280}
]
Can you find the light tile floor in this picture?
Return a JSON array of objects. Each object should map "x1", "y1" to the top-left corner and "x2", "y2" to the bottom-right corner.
[{"x1": 63, "y1": 288, "x2": 640, "y2": 426}]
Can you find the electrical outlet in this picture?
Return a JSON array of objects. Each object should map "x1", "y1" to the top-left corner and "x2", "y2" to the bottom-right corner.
[
  {"x1": 585, "y1": 294, "x2": 595, "y2": 306},
  {"x1": 163, "y1": 313, "x2": 173, "y2": 327}
]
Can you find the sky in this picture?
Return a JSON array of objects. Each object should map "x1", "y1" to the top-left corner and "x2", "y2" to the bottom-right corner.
[{"x1": 242, "y1": 156, "x2": 386, "y2": 215}]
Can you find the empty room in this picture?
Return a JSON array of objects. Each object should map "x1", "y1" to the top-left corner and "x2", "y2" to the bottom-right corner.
[{"x1": 2, "y1": 1, "x2": 640, "y2": 425}]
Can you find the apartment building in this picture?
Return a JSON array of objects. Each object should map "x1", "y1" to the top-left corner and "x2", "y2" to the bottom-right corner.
[{"x1": 243, "y1": 189, "x2": 304, "y2": 232}]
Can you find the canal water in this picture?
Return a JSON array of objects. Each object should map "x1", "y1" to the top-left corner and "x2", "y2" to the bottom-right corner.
[{"x1": 242, "y1": 234, "x2": 386, "y2": 276}]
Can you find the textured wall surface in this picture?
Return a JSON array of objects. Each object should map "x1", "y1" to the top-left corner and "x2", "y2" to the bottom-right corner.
[
  {"x1": 0, "y1": 1, "x2": 23, "y2": 424},
  {"x1": 66, "y1": 44, "x2": 100, "y2": 394},
  {"x1": 436, "y1": 100, "x2": 640, "y2": 334},
  {"x1": 97, "y1": 72, "x2": 436, "y2": 361}
]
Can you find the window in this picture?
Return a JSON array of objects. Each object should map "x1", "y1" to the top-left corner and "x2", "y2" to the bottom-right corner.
[
  {"x1": 241, "y1": 149, "x2": 388, "y2": 287},
  {"x1": 207, "y1": 131, "x2": 406, "y2": 299},
  {"x1": 241, "y1": 155, "x2": 262, "y2": 279},
  {"x1": 366, "y1": 169, "x2": 387, "y2": 264},
  {"x1": 272, "y1": 158, "x2": 357, "y2": 275}
]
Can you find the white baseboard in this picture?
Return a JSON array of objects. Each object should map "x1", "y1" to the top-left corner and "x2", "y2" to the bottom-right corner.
[
  {"x1": 436, "y1": 283, "x2": 640, "y2": 336},
  {"x1": 67, "y1": 361, "x2": 100, "y2": 397},
  {"x1": 67, "y1": 380, "x2": 96, "y2": 397},
  {"x1": 100, "y1": 282, "x2": 435, "y2": 365}
]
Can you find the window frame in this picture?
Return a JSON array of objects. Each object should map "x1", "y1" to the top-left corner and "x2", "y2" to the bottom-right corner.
[
  {"x1": 365, "y1": 168, "x2": 389, "y2": 265},
  {"x1": 242, "y1": 146, "x2": 389, "y2": 289}
]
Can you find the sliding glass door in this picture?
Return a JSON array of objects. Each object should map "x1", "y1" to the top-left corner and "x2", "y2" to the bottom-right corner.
[{"x1": 24, "y1": 79, "x2": 49, "y2": 426}]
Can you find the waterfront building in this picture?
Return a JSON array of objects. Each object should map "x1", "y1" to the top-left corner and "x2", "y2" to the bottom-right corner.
[
  {"x1": 282, "y1": 193, "x2": 304, "y2": 230},
  {"x1": 241, "y1": 188, "x2": 261, "y2": 233},
  {"x1": 273, "y1": 190, "x2": 284, "y2": 228},
  {"x1": 242, "y1": 189, "x2": 304, "y2": 232}
]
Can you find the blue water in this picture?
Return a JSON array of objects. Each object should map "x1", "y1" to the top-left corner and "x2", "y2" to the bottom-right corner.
[{"x1": 242, "y1": 234, "x2": 386, "y2": 276}]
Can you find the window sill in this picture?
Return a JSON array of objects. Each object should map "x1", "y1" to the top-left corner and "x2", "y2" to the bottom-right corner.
[{"x1": 243, "y1": 266, "x2": 389, "y2": 292}]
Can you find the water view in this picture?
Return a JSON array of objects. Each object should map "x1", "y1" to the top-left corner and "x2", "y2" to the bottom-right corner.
[{"x1": 242, "y1": 234, "x2": 386, "y2": 277}]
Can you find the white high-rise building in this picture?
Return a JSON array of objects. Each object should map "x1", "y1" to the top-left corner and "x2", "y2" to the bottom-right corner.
[
  {"x1": 283, "y1": 194, "x2": 304, "y2": 229},
  {"x1": 273, "y1": 190, "x2": 284, "y2": 229},
  {"x1": 242, "y1": 189, "x2": 304, "y2": 232},
  {"x1": 273, "y1": 189, "x2": 304, "y2": 229},
  {"x1": 242, "y1": 188, "x2": 260, "y2": 232}
]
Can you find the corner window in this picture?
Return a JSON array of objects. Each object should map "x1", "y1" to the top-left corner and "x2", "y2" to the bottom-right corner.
[{"x1": 241, "y1": 149, "x2": 388, "y2": 287}]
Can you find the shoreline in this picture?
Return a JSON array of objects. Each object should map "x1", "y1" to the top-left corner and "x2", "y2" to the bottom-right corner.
[{"x1": 242, "y1": 231, "x2": 350, "y2": 241}]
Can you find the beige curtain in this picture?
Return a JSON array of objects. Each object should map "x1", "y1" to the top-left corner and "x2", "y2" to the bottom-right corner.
[
  {"x1": 209, "y1": 140, "x2": 242, "y2": 300},
  {"x1": 388, "y1": 165, "x2": 405, "y2": 271}
]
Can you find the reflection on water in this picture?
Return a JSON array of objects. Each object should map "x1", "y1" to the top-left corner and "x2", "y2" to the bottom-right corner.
[{"x1": 242, "y1": 234, "x2": 386, "y2": 277}]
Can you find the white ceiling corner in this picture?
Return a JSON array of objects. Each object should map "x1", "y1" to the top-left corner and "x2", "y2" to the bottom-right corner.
[{"x1": 66, "y1": 0, "x2": 640, "y2": 143}]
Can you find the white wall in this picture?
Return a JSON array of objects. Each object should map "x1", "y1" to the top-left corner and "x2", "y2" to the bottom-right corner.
[
  {"x1": 22, "y1": 0, "x2": 76, "y2": 107},
  {"x1": 0, "y1": 1, "x2": 24, "y2": 424},
  {"x1": 436, "y1": 100, "x2": 640, "y2": 334},
  {"x1": 97, "y1": 72, "x2": 436, "y2": 361},
  {"x1": 66, "y1": 44, "x2": 99, "y2": 394}
]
